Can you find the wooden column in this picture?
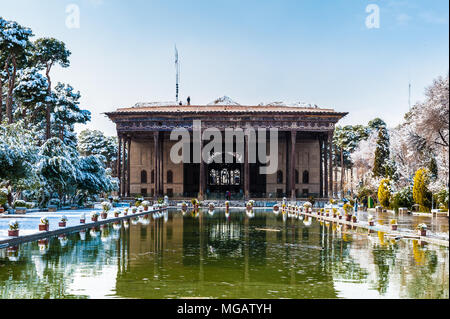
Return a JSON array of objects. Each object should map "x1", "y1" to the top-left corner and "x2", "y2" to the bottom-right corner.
[
  {"x1": 324, "y1": 137, "x2": 328, "y2": 198},
  {"x1": 153, "y1": 132, "x2": 159, "y2": 198},
  {"x1": 159, "y1": 133, "x2": 164, "y2": 196},
  {"x1": 290, "y1": 131, "x2": 297, "y2": 200},
  {"x1": 244, "y1": 134, "x2": 249, "y2": 200},
  {"x1": 199, "y1": 131, "x2": 205, "y2": 199},
  {"x1": 328, "y1": 132, "x2": 334, "y2": 198},
  {"x1": 319, "y1": 136, "x2": 323, "y2": 198},
  {"x1": 127, "y1": 137, "x2": 131, "y2": 197},
  {"x1": 121, "y1": 135, "x2": 126, "y2": 197},
  {"x1": 117, "y1": 134, "x2": 122, "y2": 197}
]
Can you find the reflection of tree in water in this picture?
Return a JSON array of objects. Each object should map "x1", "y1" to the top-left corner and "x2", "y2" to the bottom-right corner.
[
  {"x1": 404, "y1": 244, "x2": 448, "y2": 299},
  {"x1": 372, "y1": 244, "x2": 397, "y2": 295},
  {"x1": 320, "y1": 225, "x2": 369, "y2": 282},
  {"x1": 0, "y1": 224, "x2": 121, "y2": 298}
]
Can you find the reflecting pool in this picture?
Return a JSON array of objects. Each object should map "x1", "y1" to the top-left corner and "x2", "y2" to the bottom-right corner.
[{"x1": 0, "y1": 209, "x2": 448, "y2": 299}]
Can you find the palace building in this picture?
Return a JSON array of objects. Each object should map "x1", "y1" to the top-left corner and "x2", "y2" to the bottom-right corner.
[{"x1": 105, "y1": 97, "x2": 347, "y2": 200}]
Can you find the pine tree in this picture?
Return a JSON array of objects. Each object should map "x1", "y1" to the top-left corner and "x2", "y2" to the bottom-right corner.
[{"x1": 373, "y1": 126, "x2": 390, "y2": 177}]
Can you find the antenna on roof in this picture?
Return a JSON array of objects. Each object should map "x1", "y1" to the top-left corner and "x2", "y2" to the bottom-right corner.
[
  {"x1": 175, "y1": 45, "x2": 180, "y2": 103},
  {"x1": 408, "y1": 81, "x2": 411, "y2": 111}
]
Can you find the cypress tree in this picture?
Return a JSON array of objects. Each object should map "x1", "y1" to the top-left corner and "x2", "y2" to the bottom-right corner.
[{"x1": 373, "y1": 126, "x2": 390, "y2": 177}]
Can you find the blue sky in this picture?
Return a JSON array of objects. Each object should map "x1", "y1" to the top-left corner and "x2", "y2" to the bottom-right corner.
[{"x1": 1, "y1": 0, "x2": 448, "y2": 136}]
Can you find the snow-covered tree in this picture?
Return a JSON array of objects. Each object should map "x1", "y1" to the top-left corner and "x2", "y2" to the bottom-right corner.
[
  {"x1": 77, "y1": 129, "x2": 118, "y2": 169},
  {"x1": 0, "y1": 17, "x2": 33, "y2": 123},
  {"x1": 373, "y1": 126, "x2": 390, "y2": 178},
  {"x1": 37, "y1": 137, "x2": 78, "y2": 204},
  {"x1": 13, "y1": 67, "x2": 49, "y2": 127},
  {"x1": 52, "y1": 82, "x2": 91, "y2": 148},
  {"x1": 31, "y1": 37, "x2": 71, "y2": 140}
]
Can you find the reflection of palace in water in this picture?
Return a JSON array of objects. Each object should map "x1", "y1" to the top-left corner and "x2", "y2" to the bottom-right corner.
[
  {"x1": 115, "y1": 212, "x2": 340, "y2": 298},
  {"x1": 0, "y1": 211, "x2": 448, "y2": 299}
]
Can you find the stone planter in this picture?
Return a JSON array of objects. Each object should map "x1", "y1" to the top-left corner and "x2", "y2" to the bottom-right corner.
[
  {"x1": 15, "y1": 207, "x2": 27, "y2": 214},
  {"x1": 91, "y1": 216, "x2": 98, "y2": 222},
  {"x1": 59, "y1": 221, "x2": 66, "y2": 227},
  {"x1": 369, "y1": 221, "x2": 374, "y2": 227},
  {"x1": 123, "y1": 212, "x2": 128, "y2": 216},
  {"x1": 144, "y1": 207, "x2": 148, "y2": 211},
  {"x1": 48, "y1": 205, "x2": 57, "y2": 212},
  {"x1": 114, "y1": 212, "x2": 120, "y2": 218},
  {"x1": 352, "y1": 216, "x2": 357, "y2": 223},
  {"x1": 39, "y1": 224, "x2": 49, "y2": 231},
  {"x1": 80, "y1": 218, "x2": 85, "y2": 224},
  {"x1": 391, "y1": 224, "x2": 398, "y2": 231},
  {"x1": 418, "y1": 229, "x2": 426, "y2": 236},
  {"x1": 338, "y1": 215, "x2": 342, "y2": 220},
  {"x1": 0, "y1": 207, "x2": 4, "y2": 214},
  {"x1": 346, "y1": 215, "x2": 352, "y2": 222},
  {"x1": 8, "y1": 229, "x2": 19, "y2": 237},
  {"x1": 101, "y1": 212, "x2": 108, "y2": 219}
]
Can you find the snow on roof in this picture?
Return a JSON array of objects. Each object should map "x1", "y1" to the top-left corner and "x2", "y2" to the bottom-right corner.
[
  {"x1": 207, "y1": 96, "x2": 240, "y2": 106},
  {"x1": 258, "y1": 101, "x2": 318, "y2": 108},
  {"x1": 133, "y1": 101, "x2": 177, "y2": 108}
]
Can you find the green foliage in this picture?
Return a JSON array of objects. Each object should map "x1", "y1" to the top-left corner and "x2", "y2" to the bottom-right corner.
[
  {"x1": 413, "y1": 168, "x2": 432, "y2": 212},
  {"x1": 377, "y1": 178, "x2": 391, "y2": 209},
  {"x1": 434, "y1": 188, "x2": 449, "y2": 210},
  {"x1": 391, "y1": 186, "x2": 414, "y2": 213},
  {"x1": 367, "y1": 118, "x2": 387, "y2": 131},
  {"x1": 373, "y1": 127, "x2": 390, "y2": 177},
  {"x1": 356, "y1": 186, "x2": 376, "y2": 203},
  {"x1": 13, "y1": 199, "x2": 26, "y2": 208}
]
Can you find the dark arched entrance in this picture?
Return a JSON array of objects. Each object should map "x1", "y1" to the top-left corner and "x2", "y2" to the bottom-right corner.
[{"x1": 206, "y1": 152, "x2": 243, "y2": 199}]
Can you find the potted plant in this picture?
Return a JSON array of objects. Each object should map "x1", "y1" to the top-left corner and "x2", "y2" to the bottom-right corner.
[
  {"x1": 417, "y1": 223, "x2": 427, "y2": 236},
  {"x1": 59, "y1": 215, "x2": 68, "y2": 227},
  {"x1": 123, "y1": 207, "x2": 129, "y2": 216},
  {"x1": 131, "y1": 206, "x2": 137, "y2": 214},
  {"x1": 303, "y1": 201, "x2": 312, "y2": 213},
  {"x1": 332, "y1": 208, "x2": 337, "y2": 218},
  {"x1": 101, "y1": 201, "x2": 111, "y2": 219},
  {"x1": 343, "y1": 203, "x2": 353, "y2": 221},
  {"x1": 91, "y1": 211, "x2": 99, "y2": 222},
  {"x1": 141, "y1": 200, "x2": 150, "y2": 211},
  {"x1": 390, "y1": 219, "x2": 398, "y2": 231},
  {"x1": 39, "y1": 217, "x2": 49, "y2": 231},
  {"x1": 337, "y1": 211, "x2": 342, "y2": 220},
  {"x1": 352, "y1": 215, "x2": 357, "y2": 223},
  {"x1": 13, "y1": 200, "x2": 27, "y2": 214},
  {"x1": 368, "y1": 215, "x2": 375, "y2": 226},
  {"x1": 113, "y1": 210, "x2": 120, "y2": 217},
  {"x1": 325, "y1": 209, "x2": 330, "y2": 217},
  {"x1": 80, "y1": 213, "x2": 86, "y2": 224},
  {"x1": 8, "y1": 220, "x2": 19, "y2": 237}
]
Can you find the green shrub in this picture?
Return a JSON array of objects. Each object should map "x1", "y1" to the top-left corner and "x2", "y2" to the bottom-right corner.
[
  {"x1": 391, "y1": 186, "x2": 414, "y2": 213},
  {"x1": 434, "y1": 188, "x2": 449, "y2": 210},
  {"x1": 13, "y1": 200, "x2": 27, "y2": 208},
  {"x1": 377, "y1": 178, "x2": 391, "y2": 209}
]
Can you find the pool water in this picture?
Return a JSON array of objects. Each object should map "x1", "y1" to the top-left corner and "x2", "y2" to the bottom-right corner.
[{"x1": 0, "y1": 209, "x2": 448, "y2": 299}]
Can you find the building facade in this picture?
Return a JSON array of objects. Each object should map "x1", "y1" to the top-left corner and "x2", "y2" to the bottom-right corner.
[{"x1": 106, "y1": 102, "x2": 347, "y2": 200}]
